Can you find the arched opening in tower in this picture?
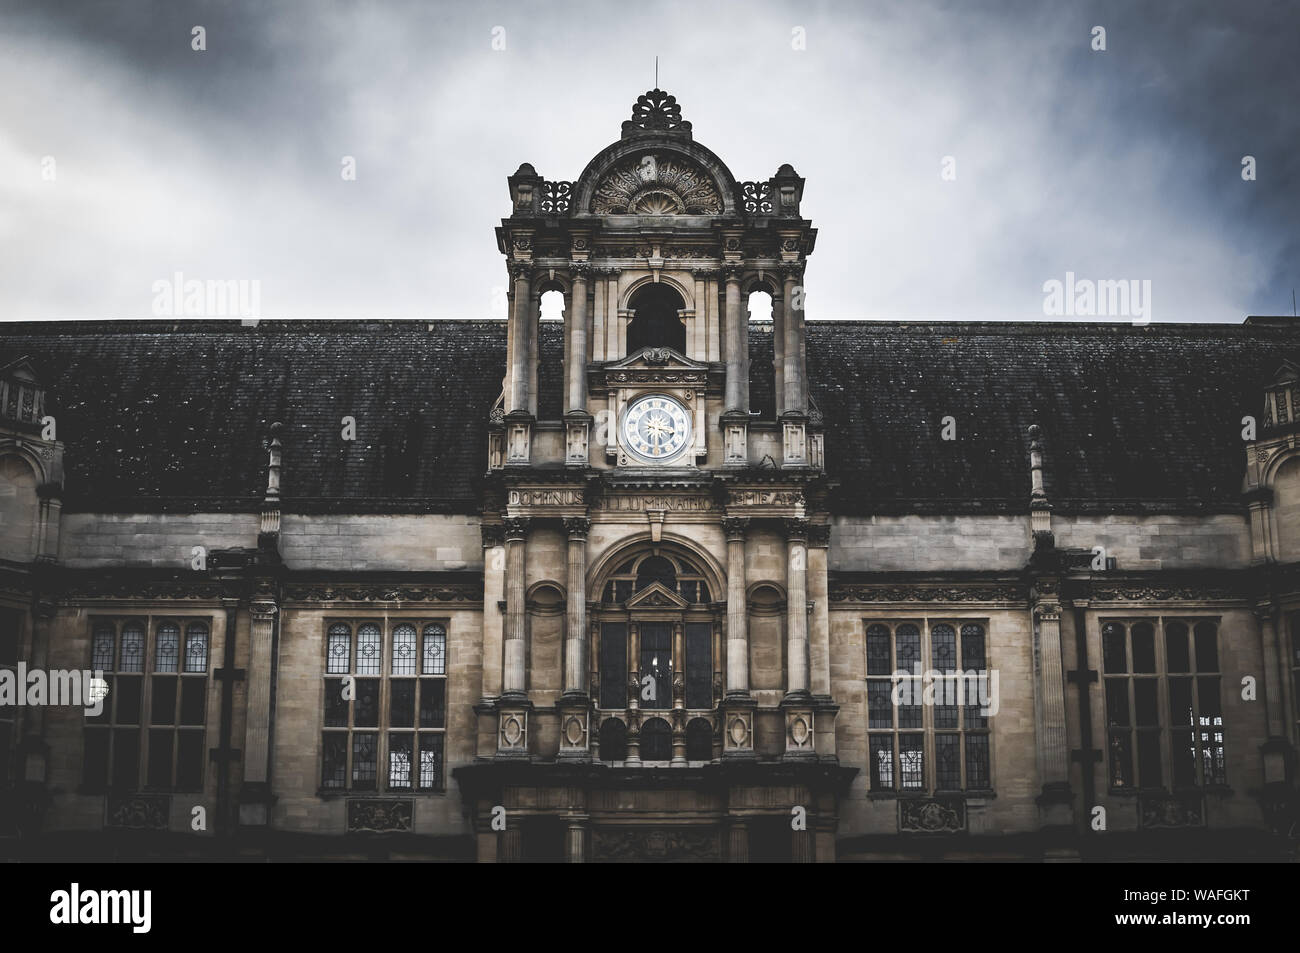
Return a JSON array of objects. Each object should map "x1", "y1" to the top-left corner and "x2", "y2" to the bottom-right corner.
[{"x1": 627, "y1": 283, "x2": 686, "y2": 355}]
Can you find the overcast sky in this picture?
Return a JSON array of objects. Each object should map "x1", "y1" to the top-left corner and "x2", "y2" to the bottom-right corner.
[{"x1": 1, "y1": 0, "x2": 1296, "y2": 323}]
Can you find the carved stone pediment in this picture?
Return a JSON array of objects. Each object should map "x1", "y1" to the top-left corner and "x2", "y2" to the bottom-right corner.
[
  {"x1": 603, "y1": 347, "x2": 710, "y2": 373},
  {"x1": 623, "y1": 581, "x2": 688, "y2": 610}
]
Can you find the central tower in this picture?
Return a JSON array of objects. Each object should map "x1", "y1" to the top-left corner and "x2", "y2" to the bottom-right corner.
[
  {"x1": 469, "y1": 89, "x2": 845, "y2": 862},
  {"x1": 490, "y1": 87, "x2": 820, "y2": 473}
]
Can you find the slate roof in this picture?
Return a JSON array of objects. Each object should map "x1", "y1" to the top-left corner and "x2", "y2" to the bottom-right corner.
[{"x1": 2, "y1": 319, "x2": 1295, "y2": 514}]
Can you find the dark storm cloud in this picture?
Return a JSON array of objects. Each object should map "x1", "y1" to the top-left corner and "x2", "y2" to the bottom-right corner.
[{"x1": 1, "y1": 0, "x2": 1295, "y2": 322}]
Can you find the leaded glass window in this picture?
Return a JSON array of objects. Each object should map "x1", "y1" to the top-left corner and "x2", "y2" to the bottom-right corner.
[
  {"x1": 83, "y1": 617, "x2": 211, "y2": 793},
  {"x1": 865, "y1": 619, "x2": 993, "y2": 794},
  {"x1": 392, "y1": 624, "x2": 417, "y2": 676},
  {"x1": 155, "y1": 623, "x2": 180, "y2": 673},
  {"x1": 1103, "y1": 617, "x2": 1226, "y2": 791},
  {"x1": 322, "y1": 619, "x2": 449, "y2": 792}
]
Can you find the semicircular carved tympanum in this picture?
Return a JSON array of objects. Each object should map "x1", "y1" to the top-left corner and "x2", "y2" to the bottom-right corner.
[{"x1": 590, "y1": 153, "x2": 723, "y2": 215}]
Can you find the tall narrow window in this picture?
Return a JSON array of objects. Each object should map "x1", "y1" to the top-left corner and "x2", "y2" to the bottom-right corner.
[
  {"x1": 639, "y1": 623, "x2": 671, "y2": 711},
  {"x1": 321, "y1": 621, "x2": 447, "y2": 793},
  {"x1": 747, "y1": 290, "x2": 775, "y2": 419},
  {"x1": 598, "y1": 622, "x2": 628, "y2": 710}
]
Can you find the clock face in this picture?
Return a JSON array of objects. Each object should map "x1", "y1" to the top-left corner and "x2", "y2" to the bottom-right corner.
[{"x1": 622, "y1": 394, "x2": 691, "y2": 463}]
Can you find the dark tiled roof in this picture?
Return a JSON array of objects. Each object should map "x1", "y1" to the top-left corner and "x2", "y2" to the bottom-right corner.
[
  {"x1": 2, "y1": 319, "x2": 1295, "y2": 514},
  {"x1": 809, "y1": 321, "x2": 1297, "y2": 513}
]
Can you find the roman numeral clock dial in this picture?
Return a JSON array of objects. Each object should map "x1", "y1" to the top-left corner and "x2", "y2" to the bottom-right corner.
[{"x1": 621, "y1": 394, "x2": 691, "y2": 464}]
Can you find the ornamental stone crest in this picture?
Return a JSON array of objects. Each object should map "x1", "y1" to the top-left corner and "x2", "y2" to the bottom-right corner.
[
  {"x1": 622, "y1": 88, "x2": 692, "y2": 133},
  {"x1": 590, "y1": 153, "x2": 722, "y2": 215}
]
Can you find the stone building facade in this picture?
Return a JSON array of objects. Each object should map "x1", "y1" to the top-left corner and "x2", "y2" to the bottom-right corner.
[{"x1": 1, "y1": 89, "x2": 1298, "y2": 862}]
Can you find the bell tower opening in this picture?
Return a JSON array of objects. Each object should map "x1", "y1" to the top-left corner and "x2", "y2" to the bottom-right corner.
[{"x1": 627, "y1": 283, "x2": 686, "y2": 355}]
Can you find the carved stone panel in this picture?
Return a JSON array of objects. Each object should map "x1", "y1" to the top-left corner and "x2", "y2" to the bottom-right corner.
[
  {"x1": 591, "y1": 827, "x2": 721, "y2": 862},
  {"x1": 347, "y1": 799, "x2": 414, "y2": 833},
  {"x1": 898, "y1": 797, "x2": 966, "y2": 833},
  {"x1": 1139, "y1": 794, "x2": 1205, "y2": 829},
  {"x1": 106, "y1": 794, "x2": 170, "y2": 830}
]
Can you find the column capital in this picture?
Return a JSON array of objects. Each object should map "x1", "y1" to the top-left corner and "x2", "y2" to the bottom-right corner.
[
  {"x1": 722, "y1": 517, "x2": 750, "y2": 540},
  {"x1": 508, "y1": 262, "x2": 531, "y2": 282},
  {"x1": 783, "y1": 518, "x2": 810, "y2": 541},
  {"x1": 570, "y1": 262, "x2": 592, "y2": 280},
  {"x1": 722, "y1": 262, "x2": 745, "y2": 283},
  {"x1": 806, "y1": 523, "x2": 831, "y2": 547},
  {"x1": 779, "y1": 261, "x2": 805, "y2": 282},
  {"x1": 564, "y1": 516, "x2": 591, "y2": 539},
  {"x1": 481, "y1": 523, "x2": 505, "y2": 547},
  {"x1": 503, "y1": 517, "x2": 531, "y2": 540}
]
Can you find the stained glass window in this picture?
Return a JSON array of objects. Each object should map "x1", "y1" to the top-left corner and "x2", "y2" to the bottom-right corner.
[
  {"x1": 92, "y1": 623, "x2": 115, "y2": 671},
  {"x1": 422, "y1": 625, "x2": 446, "y2": 675},
  {"x1": 119, "y1": 623, "x2": 145, "y2": 673},
  {"x1": 866, "y1": 620, "x2": 993, "y2": 793},
  {"x1": 1104, "y1": 618, "x2": 1225, "y2": 791},
  {"x1": 155, "y1": 623, "x2": 180, "y2": 673},
  {"x1": 321, "y1": 620, "x2": 448, "y2": 793},
  {"x1": 392, "y1": 624, "x2": 417, "y2": 676},
  {"x1": 327, "y1": 624, "x2": 351, "y2": 674},
  {"x1": 184, "y1": 623, "x2": 209, "y2": 673},
  {"x1": 356, "y1": 624, "x2": 382, "y2": 675}
]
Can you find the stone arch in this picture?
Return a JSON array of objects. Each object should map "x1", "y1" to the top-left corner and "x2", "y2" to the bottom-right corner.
[
  {"x1": 1269, "y1": 452, "x2": 1300, "y2": 561},
  {"x1": 619, "y1": 273, "x2": 695, "y2": 313},
  {"x1": 587, "y1": 532, "x2": 726, "y2": 602},
  {"x1": 0, "y1": 452, "x2": 39, "y2": 562},
  {"x1": 570, "y1": 140, "x2": 741, "y2": 218}
]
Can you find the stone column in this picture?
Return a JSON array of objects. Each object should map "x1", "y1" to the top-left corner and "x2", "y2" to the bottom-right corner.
[
  {"x1": 567, "y1": 267, "x2": 589, "y2": 414},
  {"x1": 497, "y1": 518, "x2": 532, "y2": 759},
  {"x1": 1034, "y1": 596, "x2": 1072, "y2": 828},
  {"x1": 499, "y1": 827, "x2": 523, "y2": 863},
  {"x1": 785, "y1": 520, "x2": 810, "y2": 697},
  {"x1": 781, "y1": 265, "x2": 806, "y2": 414},
  {"x1": 724, "y1": 518, "x2": 750, "y2": 695},
  {"x1": 503, "y1": 518, "x2": 529, "y2": 697},
  {"x1": 727, "y1": 819, "x2": 749, "y2": 863},
  {"x1": 21, "y1": 601, "x2": 54, "y2": 791},
  {"x1": 480, "y1": 524, "x2": 505, "y2": 700},
  {"x1": 508, "y1": 266, "x2": 531, "y2": 413},
  {"x1": 724, "y1": 266, "x2": 745, "y2": 412},
  {"x1": 559, "y1": 518, "x2": 591, "y2": 762},
  {"x1": 239, "y1": 593, "x2": 278, "y2": 826},
  {"x1": 1255, "y1": 604, "x2": 1293, "y2": 785},
  {"x1": 563, "y1": 518, "x2": 589, "y2": 696},
  {"x1": 527, "y1": 293, "x2": 541, "y2": 418},
  {"x1": 566, "y1": 815, "x2": 589, "y2": 863},
  {"x1": 1257, "y1": 605, "x2": 1286, "y2": 739},
  {"x1": 772, "y1": 287, "x2": 786, "y2": 419}
]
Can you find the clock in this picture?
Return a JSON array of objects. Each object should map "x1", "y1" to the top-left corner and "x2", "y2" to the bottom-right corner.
[{"x1": 621, "y1": 394, "x2": 691, "y2": 463}]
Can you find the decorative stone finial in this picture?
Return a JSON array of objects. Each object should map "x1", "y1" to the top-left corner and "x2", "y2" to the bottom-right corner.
[{"x1": 622, "y1": 88, "x2": 692, "y2": 138}]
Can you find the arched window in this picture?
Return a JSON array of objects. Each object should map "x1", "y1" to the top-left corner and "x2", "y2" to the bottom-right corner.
[
  {"x1": 602, "y1": 553, "x2": 710, "y2": 605},
  {"x1": 747, "y1": 289, "x2": 775, "y2": 420},
  {"x1": 155, "y1": 623, "x2": 180, "y2": 673},
  {"x1": 686, "y1": 718, "x2": 713, "y2": 761},
  {"x1": 627, "y1": 283, "x2": 686, "y2": 354},
  {"x1": 635, "y1": 555, "x2": 676, "y2": 591},
  {"x1": 640, "y1": 717, "x2": 672, "y2": 761},
  {"x1": 599, "y1": 718, "x2": 627, "y2": 761}
]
